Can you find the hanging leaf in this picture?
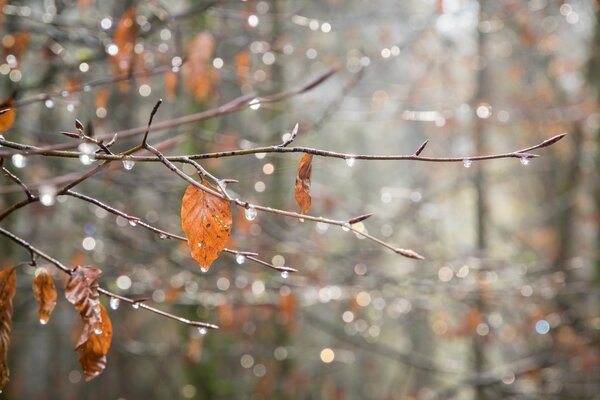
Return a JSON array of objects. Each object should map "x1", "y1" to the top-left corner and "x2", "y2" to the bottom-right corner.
[
  {"x1": 0, "y1": 267, "x2": 16, "y2": 391},
  {"x1": 181, "y1": 31, "x2": 218, "y2": 101},
  {"x1": 235, "y1": 51, "x2": 251, "y2": 90},
  {"x1": 294, "y1": 154, "x2": 313, "y2": 214},
  {"x1": 65, "y1": 266, "x2": 102, "y2": 337},
  {"x1": 181, "y1": 182, "x2": 232, "y2": 271},
  {"x1": 0, "y1": 99, "x2": 16, "y2": 133},
  {"x1": 75, "y1": 304, "x2": 112, "y2": 381},
  {"x1": 112, "y1": 6, "x2": 138, "y2": 91},
  {"x1": 32, "y1": 268, "x2": 58, "y2": 325}
]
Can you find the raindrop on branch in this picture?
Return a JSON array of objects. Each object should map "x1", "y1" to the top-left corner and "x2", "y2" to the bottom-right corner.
[
  {"x1": 110, "y1": 298, "x2": 121, "y2": 310},
  {"x1": 39, "y1": 184, "x2": 57, "y2": 206},
  {"x1": 198, "y1": 327, "x2": 208, "y2": 335},
  {"x1": 132, "y1": 302, "x2": 140, "y2": 309},
  {"x1": 345, "y1": 156, "x2": 356, "y2": 167},
  {"x1": 281, "y1": 271, "x2": 289, "y2": 279},
  {"x1": 520, "y1": 157, "x2": 529, "y2": 166},
  {"x1": 236, "y1": 254, "x2": 246, "y2": 264},
  {"x1": 463, "y1": 159, "x2": 472, "y2": 168},
  {"x1": 122, "y1": 158, "x2": 135, "y2": 170},
  {"x1": 11, "y1": 154, "x2": 27, "y2": 168},
  {"x1": 245, "y1": 207, "x2": 257, "y2": 221}
]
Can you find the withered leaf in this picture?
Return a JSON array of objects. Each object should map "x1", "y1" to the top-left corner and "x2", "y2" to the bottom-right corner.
[
  {"x1": 0, "y1": 99, "x2": 16, "y2": 133},
  {"x1": 0, "y1": 267, "x2": 16, "y2": 391},
  {"x1": 181, "y1": 182, "x2": 232, "y2": 271},
  {"x1": 76, "y1": 304, "x2": 112, "y2": 381},
  {"x1": 112, "y1": 6, "x2": 138, "y2": 90},
  {"x1": 32, "y1": 268, "x2": 57, "y2": 325},
  {"x1": 294, "y1": 154, "x2": 313, "y2": 214},
  {"x1": 181, "y1": 31, "x2": 218, "y2": 101},
  {"x1": 65, "y1": 266, "x2": 103, "y2": 338}
]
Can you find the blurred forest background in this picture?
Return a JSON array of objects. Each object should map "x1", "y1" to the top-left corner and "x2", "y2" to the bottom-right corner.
[{"x1": 0, "y1": 0, "x2": 599, "y2": 399}]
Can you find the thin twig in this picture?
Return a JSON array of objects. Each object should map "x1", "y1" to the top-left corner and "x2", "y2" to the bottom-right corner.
[{"x1": 0, "y1": 226, "x2": 218, "y2": 329}]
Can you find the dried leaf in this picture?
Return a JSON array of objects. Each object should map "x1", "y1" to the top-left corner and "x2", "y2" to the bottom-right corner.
[
  {"x1": 112, "y1": 6, "x2": 138, "y2": 90},
  {"x1": 165, "y1": 70, "x2": 178, "y2": 99},
  {"x1": 32, "y1": 268, "x2": 57, "y2": 325},
  {"x1": 0, "y1": 99, "x2": 16, "y2": 133},
  {"x1": 181, "y1": 182, "x2": 232, "y2": 271},
  {"x1": 294, "y1": 154, "x2": 313, "y2": 214},
  {"x1": 235, "y1": 51, "x2": 251, "y2": 89},
  {"x1": 181, "y1": 32, "x2": 218, "y2": 101},
  {"x1": 75, "y1": 304, "x2": 112, "y2": 381},
  {"x1": 0, "y1": 267, "x2": 16, "y2": 391},
  {"x1": 65, "y1": 266, "x2": 102, "y2": 337}
]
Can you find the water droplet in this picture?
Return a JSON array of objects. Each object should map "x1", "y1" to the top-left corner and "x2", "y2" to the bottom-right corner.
[
  {"x1": 122, "y1": 159, "x2": 135, "y2": 170},
  {"x1": 249, "y1": 98, "x2": 261, "y2": 110},
  {"x1": 520, "y1": 157, "x2": 529, "y2": 166},
  {"x1": 93, "y1": 328, "x2": 103, "y2": 335},
  {"x1": 245, "y1": 207, "x2": 257, "y2": 221},
  {"x1": 40, "y1": 318, "x2": 48, "y2": 325},
  {"x1": 39, "y1": 184, "x2": 57, "y2": 207},
  {"x1": 299, "y1": 218, "x2": 304, "y2": 223},
  {"x1": 236, "y1": 254, "x2": 246, "y2": 264},
  {"x1": 78, "y1": 143, "x2": 96, "y2": 165},
  {"x1": 159, "y1": 233, "x2": 168, "y2": 240},
  {"x1": 128, "y1": 219, "x2": 137, "y2": 227},
  {"x1": 110, "y1": 298, "x2": 120, "y2": 310},
  {"x1": 11, "y1": 153, "x2": 27, "y2": 168},
  {"x1": 342, "y1": 223, "x2": 351, "y2": 232},
  {"x1": 44, "y1": 99, "x2": 54, "y2": 108},
  {"x1": 200, "y1": 266, "x2": 208, "y2": 273},
  {"x1": 132, "y1": 302, "x2": 140, "y2": 309},
  {"x1": 345, "y1": 157, "x2": 356, "y2": 167},
  {"x1": 281, "y1": 271, "x2": 289, "y2": 279},
  {"x1": 198, "y1": 327, "x2": 208, "y2": 335},
  {"x1": 463, "y1": 159, "x2": 472, "y2": 168}
]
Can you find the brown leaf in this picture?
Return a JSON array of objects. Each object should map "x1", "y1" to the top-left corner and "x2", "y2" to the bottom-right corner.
[
  {"x1": 75, "y1": 304, "x2": 112, "y2": 381},
  {"x1": 294, "y1": 154, "x2": 313, "y2": 214},
  {"x1": 32, "y1": 268, "x2": 57, "y2": 325},
  {"x1": 65, "y1": 266, "x2": 103, "y2": 337},
  {"x1": 0, "y1": 99, "x2": 16, "y2": 133},
  {"x1": 235, "y1": 51, "x2": 251, "y2": 90},
  {"x1": 165, "y1": 70, "x2": 178, "y2": 99},
  {"x1": 181, "y1": 32, "x2": 218, "y2": 101},
  {"x1": 0, "y1": 267, "x2": 16, "y2": 391},
  {"x1": 181, "y1": 182, "x2": 232, "y2": 271},
  {"x1": 112, "y1": 6, "x2": 138, "y2": 90}
]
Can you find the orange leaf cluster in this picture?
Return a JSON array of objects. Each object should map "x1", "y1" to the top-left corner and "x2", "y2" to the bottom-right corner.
[
  {"x1": 294, "y1": 154, "x2": 313, "y2": 214},
  {"x1": 0, "y1": 98, "x2": 16, "y2": 133},
  {"x1": 181, "y1": 32, "x2": 219, "y2": 101},
  {"x1": 32, "y1": 268, "x2": 57, "y2": 325},
  {"x1": 0, "y1": 267, "x2": 16, "y2": 391},
  {"x1": 65, "y1": 266, "x2": 112, "y2": 380},
  {"x1": 181, "y1": 182, "x2": 232, "y2": 271}
]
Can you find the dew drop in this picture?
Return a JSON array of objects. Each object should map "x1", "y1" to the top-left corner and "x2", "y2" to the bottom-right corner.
[
  {"x1": 299, "y1": 218, "x2": 304, "y2": 223},
  {"x1": 11, "y1": 153, "x2": 27, "y2": 168},
  {"x1": 463, "y1": 159, "x2": 472, "y2": 168},
  {"x1": 245, "y1": 207, "x2": 257, "y2": 221},
  {"x1": 40, "y1": 318, "x2": 48, "y2": 325},
  {"x1": 200, "y1": 266, "x2": 208, "y2": 273},
  {"x1": 122, "y1": 159, "x2": 135, "y2": 170},
  {"x1": 236, "y1": 254, "x2": 246, "y2": 264},
  {"x1": 520, "y1": 157, "x2": 529, "y2": 166},
  {"x1": 198, "y1": 327, "x2": 208, "y2": 335},
  {"x1": 132, "y1": 302, "x2": 140, "y2": 309},
  {"x1": 281, "y1": 271, "x2": 289, "y2": 279},
  {"x1": 159, "y1": 233, "x2": 168, "y2": 240},
  {"x1": 345, "y1": 156, "x2": 356, "y2": 167},
  {"x1": 342, "y1": 223, "x2": 351, "y2": 232},
  {"x1": 128, "y1": 219, "x2": 137, "y2": 227},
  {"x1": 39, "y1": 184, "x2": 57, "y2": 207},
  {"x1": 110, "y1": 298, "x2": 120, "y2": 310},
  {"x1": 44, "y1": 99, "x2": 54, "y2": 108},
  {"x1": 249, "y1": 98, "x2": 261, "y2": 110}
]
